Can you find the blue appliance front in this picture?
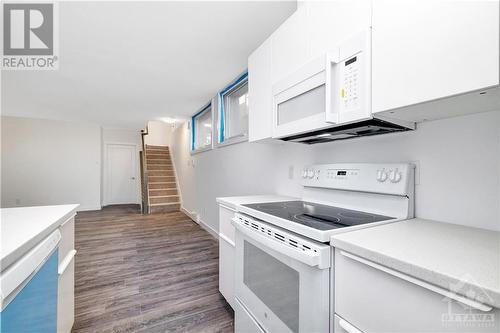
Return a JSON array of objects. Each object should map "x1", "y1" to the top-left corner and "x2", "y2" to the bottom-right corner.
[{"x1": 0, "y1": 250, "x2": 58, "y2": 333}]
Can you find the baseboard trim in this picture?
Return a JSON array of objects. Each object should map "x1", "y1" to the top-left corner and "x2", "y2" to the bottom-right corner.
[
  {"x1": 180, "y1": 206, "x2": 218, "y2": 240},
  {"x1": 77, "y1": 205, "x2": 103, "y2": 212}
]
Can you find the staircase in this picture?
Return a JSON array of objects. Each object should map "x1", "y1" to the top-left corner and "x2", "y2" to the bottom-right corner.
[{"x1": 144, "y1": 145, "x2": 180, "y2": 213}]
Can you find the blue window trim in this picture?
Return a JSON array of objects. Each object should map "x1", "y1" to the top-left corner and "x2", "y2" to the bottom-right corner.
[
  {"x1": 218, "y1": 72, "x2": 248, "y2": 143},
  {"x1": 191, "y1": 102, "x2": 212, "y2": 151}
]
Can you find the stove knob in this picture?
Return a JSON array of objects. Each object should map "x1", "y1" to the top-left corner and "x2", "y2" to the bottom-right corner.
[
  {"x1": 377, "y1": 169, "x2": 388, "y2": 182},
  {"x1": 389, "y1": 169, "x2": 402, "y2": 183},
  {"x1": 302, "y1": 169, "x2": 308, "y2": 178},
  {"x1": 307, "y1": 169, "x2": 315, "y2": 178}
]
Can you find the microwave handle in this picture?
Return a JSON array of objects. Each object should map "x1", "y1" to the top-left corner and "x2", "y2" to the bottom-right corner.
[
  {"x1": 325, "y1": 49, "x2": 341, "y2": 124},
  {"x1": 231, "y1": 218, "x2": 323, "y2": 268}
]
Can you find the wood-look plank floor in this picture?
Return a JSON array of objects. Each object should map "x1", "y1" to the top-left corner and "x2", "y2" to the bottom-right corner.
[{"x1": 72, "y1": 205, "x2": 234, "y2": 333}]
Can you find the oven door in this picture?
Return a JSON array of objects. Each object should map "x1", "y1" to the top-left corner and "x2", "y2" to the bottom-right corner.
[{"x1": 233, "y1": 216, "x2": 330, "y2": 333}]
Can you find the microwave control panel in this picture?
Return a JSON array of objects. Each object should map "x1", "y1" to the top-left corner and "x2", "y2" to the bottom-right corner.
[{"x1": 339, "y1": 55, "x2": 361, "y2": 112}]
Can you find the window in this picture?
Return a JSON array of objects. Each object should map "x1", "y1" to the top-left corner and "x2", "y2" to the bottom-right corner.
[
  {"x1": 218, "y1": 72, "x2": 248, "y2": 144},
  {"x1": 191, "y1": 103, "x2": 213, "y2": 152}
]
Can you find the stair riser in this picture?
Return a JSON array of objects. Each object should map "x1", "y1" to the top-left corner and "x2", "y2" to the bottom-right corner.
[
  {"x1": 146, "y1": 154, "x2": 170, "y2": 159},
  {"x1": 148, "y1": 170, "x2": 174, "y2": 177},
  {"x1": 147, "y1": 159, "x2": 172, "y2": 165},
  {"x1": 149, "y1": 176, "x2": 175, "y2": 183},
  {"x1": 146, "y1": 145, "x2": 169, "y2": 150},
  {"x1": 150, "y1": 196, "x2": 179, "y2": 204},
  {"x1": 147, "y1": 165, "x2": 173, "y2": 171},
  {"x1": 149, "y1": 189, "x2": 177, "y2": 196},
  {"x1": 150, "y1": 204, "x2": 180, "y2": 214},
  {"x1": 148, "y1": 183, "x2": 176, "y2": 190}
]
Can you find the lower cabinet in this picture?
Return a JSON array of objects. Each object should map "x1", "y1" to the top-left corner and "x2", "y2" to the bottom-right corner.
[
  {"x1": 219, "y1": 236, "x2": 235, "y2": 309},
  {"x1": 57, "y1": 216, "x2": 76, "y2": 333},
  {"x1": 219, "y1": 205, "x2": 236, "y2": 309},
  {"x1": 334, "y1": 249, "x2": 500, "y2": 333},
  {"x1": 58, "y1": 255, "x2": 75, "y2": 333}
]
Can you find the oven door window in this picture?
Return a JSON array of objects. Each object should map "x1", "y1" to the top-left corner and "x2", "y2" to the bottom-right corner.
[{"x1": 243, "y1": 240, "x2": 300, "y2": 333}]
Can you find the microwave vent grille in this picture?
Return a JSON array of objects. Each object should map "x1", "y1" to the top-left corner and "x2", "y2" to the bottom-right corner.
[{"x1": 280, "y1": 118, "x2": 413, "y2": 144}]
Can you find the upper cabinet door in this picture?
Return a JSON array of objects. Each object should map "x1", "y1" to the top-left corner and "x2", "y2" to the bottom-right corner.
[
  {"x1": 248, "y1": 38, "x2": 273, "y2": 142},
  {"x1": 271, "y1": 8, "x2": 309, "y2": 83},
  {"x1": 307, "y1": 0, "x2": 372, "y2": 60},
  {"x1": 372, "y1": 0, "x2": 500, "y2": 114}
]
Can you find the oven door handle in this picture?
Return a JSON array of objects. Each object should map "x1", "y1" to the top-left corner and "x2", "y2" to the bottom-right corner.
[{"x1": 232, "y1": 218, "x2": 324, "y2": 268}]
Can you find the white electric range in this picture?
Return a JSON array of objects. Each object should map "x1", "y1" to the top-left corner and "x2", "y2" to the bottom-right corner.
[{"x1": 231, "y1": 163, "x2": 415, "y2": 333}]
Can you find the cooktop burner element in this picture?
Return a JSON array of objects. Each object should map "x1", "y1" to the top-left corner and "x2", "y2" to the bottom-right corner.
[{"x1": 243, "y1": 201, "x2": 394, "y2": 231}]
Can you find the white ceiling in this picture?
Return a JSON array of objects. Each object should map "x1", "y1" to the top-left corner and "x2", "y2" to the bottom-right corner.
[{"x1": 1, "y1": 1, "x2": 296, "y2": 129}]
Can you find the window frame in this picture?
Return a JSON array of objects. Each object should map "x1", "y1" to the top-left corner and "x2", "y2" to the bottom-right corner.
[
  {"x1": 217, "y1": 72, "x2": 249, "y2": 147},
  {"x1": 190, "y1": 101, "x2": 214, "y2": 155}
]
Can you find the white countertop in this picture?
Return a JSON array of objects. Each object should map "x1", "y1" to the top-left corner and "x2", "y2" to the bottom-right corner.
[
  {"x1": 1, "y1": 204, "x2": 79, "y2": 270},
  {"x1": 331, "y1": 218, "x2": 500, "y2": 308},
  {"x1": 216, "y1": 195, "x2": 297, "y2": 211}
]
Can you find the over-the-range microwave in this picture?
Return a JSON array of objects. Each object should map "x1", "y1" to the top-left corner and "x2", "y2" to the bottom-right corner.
[{"x1": 272, "y1": 29, "x2": 415, "y2": 144}]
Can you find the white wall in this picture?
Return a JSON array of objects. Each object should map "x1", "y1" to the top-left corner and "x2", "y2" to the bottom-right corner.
[
  {"x1": 101, "y1": 128, "x2": 142, "y2": 205},
  {"x1": 170, "y1": 110, "x2": 500, "y2": 232},
  {"x1": 144, "y1": 121, "x2": 173, "y2": 147},
  {"x1": 170, "y1": 121, "x2": 280, "y2": 235},
  {"x1": 1, "y1": 116, "x2": 102, "y2": 211}
]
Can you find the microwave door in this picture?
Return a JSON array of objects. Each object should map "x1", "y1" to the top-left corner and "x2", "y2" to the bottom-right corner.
[
  {"x1": 272, "y1": 56, "x2": 331, "y2": 139},
  {"x1": 326, "y1": 30, "x2": 372, "y2": 125}
]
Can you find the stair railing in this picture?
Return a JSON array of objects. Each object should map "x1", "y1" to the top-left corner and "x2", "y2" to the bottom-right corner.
[{"x1": 140, "y1": 126, "x2": 150, "y2": 214}]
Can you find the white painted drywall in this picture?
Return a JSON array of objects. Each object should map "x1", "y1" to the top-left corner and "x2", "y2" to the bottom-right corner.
[
  {"x1": 170, "y1": 110, "x2": 500, "y2": 232},
  {"x1": 170, "y1": 121, "x2": 283, "y2": 234},
  {"x1": 102, "y1": 127, "x2": 142, "y2": 146},
  {"x1": 144, "y1": 121, "x2": 173, "y2": 147},
  {"x1": 1, "y1": 116, "x2": 102, "y2": 211},
  {"x1": 101, "y1": 128, "x2": 142, "y2": 205}
]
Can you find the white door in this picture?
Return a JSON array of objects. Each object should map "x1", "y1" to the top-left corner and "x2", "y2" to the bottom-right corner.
[{"x1": 106, "y1": 144, "x2": 138, "y2": 205}]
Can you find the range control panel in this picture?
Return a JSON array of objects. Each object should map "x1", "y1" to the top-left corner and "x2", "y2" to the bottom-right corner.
[{"x1": 301, "y1": 163, "x2": 414, "y2": 196}]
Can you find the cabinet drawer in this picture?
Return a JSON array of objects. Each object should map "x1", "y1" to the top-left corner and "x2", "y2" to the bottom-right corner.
[
  {"x1": 335, "y1": 250, "x2": 499, "y2": 333},
  {"x1": 219, "y1": 205, "x2": 235, "y2": 244},
  {"x1": 58, "y1": 216, "x2": 75, "y2": 265}
]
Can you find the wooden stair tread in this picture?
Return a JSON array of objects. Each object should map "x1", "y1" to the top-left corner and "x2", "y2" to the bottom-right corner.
[
  {"x1": 150, "y1": 202, "x2": 181, "y2": 206},
  {"x1": 142, "y1": 144, "x2": 179, "y2": 213}
]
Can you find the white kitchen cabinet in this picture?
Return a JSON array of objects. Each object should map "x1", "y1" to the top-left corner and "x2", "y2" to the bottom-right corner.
[
  {"x1": 58, "y1": 216, "x2": 76, "y2": 333},
  {"x1": 335, "y1": 250, "x2": 500, "y2": 333},
  {"x1": 372, "y1": 0, "x2": 499, "y2": 115},
  {"x1": 248, "y1": 37, "x2": 273, "y2": 142},
  {"x1": 218, "y1": 204, "x2": 236, "y2": 309},
  {"x1": 248, "y1": 1, "x2": 372, "y2": 141},
  {"x1": 270, "y1": 7, "x2": 309, "y2": 84},
  {"x1": 306, "y1": 0, "x2": 371, "y2": 59}
]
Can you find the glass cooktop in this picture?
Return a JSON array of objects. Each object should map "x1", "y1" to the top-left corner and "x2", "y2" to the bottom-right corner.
[{"x1": 242, "y1": 201, "x2": 395, "y2": 231}]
